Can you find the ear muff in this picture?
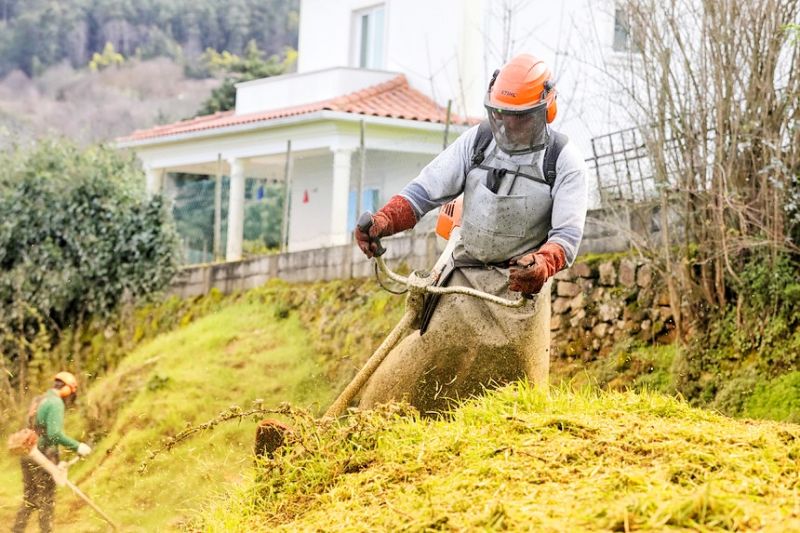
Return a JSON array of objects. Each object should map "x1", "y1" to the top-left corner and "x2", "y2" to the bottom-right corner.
[
  {"x1": 546, "y1": 96, "x2": 557, "y2": 123},
  {"x1": 57, "y1": 383, "x2": 75, "y2": 398},
  {"x1": 543, "y1": 80, "x2": 557, "y2": 123}
]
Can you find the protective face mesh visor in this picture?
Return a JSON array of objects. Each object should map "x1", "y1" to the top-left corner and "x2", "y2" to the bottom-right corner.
[{"x1": 485, "y1": 101, "x2": 549, "y2": 155}]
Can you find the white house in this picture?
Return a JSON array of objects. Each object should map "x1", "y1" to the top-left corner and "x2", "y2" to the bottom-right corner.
[
  {"x1": 298, "y1": 0, "x2": 634, "y2": 152},
  {"x1": 119, "y1": 0, "x2": 632, "y2": 263}
]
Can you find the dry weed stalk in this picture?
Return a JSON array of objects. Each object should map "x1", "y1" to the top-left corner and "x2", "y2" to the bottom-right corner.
[
  {"x1": 138, "y1": 401, "x2": 297, "y2": 473},
  {"x1": 612, "y1": 0, "x2": 799, "y2": 331}
]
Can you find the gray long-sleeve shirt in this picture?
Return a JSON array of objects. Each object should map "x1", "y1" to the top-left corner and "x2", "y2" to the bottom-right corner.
[{"x1": 399, "y1": 124, "x2": 589, "y2": 265}]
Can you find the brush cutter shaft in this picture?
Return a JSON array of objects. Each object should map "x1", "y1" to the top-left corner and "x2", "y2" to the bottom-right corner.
[
  {"x1": 64, "y1": 479, "x2": 119, "y2": 531},
  {"x1": 324, "y1": 309, "x2": 417, "y2": 419},
  {"x1": 28, "y1": 448, "x2": 119, "y2": 530},
  {"x1": 425, "y1": 283, "x2": 526, "y2": 307}
]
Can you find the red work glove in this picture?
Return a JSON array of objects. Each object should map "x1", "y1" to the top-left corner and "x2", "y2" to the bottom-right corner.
[
  {"x1": 508, "y1": 242, "x2": 567, "y2": 296},
  {"x1": 355, "y1": 195, "x2": 417, "y2": 258}
]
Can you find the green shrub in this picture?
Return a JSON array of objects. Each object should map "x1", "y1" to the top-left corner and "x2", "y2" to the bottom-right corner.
[
  {"x1": 710, "y1": 366, "x2": 760, "y2": 417},
  {"x1": 632, "y1": 344, "x2": 678, "y2": 394},
  {"x1": 743, "y1": 372, "x2": 800, "y2": 423},
  {"x1": 0, "y1": 140, "x2": 179, "y2": 401},
  {"x1": 674, "y1": 254, "x2": 800, "y2": 410}
]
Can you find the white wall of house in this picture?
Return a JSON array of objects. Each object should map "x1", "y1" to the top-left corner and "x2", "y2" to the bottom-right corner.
[
  {"x1": 297, "y1": 0, "x2": 370, "y2": 71},
  {"x1": 289, "y1": 152, "x2": 335, "y2": 250},
  {"x1": 362, "y1": 148, "x2": 442, "y2": 232},
  {"x1": 361, "y1": 149, "x2": 434, "y2": 204},
  {"x1": 297, "y1": 0, "x2": 634, "y2": 157},
  {"x1": 298, "y1": 0, "x2": 480, "y2": 118},
  {"x1": 287, "y1": 148, "x2": 442, "y2": 252}
]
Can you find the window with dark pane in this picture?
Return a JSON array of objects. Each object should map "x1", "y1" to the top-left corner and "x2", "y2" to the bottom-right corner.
[{"x1": 613, "y1": 6, "x2": 631, "y2": 52}]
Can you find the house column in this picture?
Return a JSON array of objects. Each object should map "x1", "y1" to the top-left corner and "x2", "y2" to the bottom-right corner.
[
  {"x1": 330, "y1": 148, "x2": 354, "y2": 246},
  {"x1": 145, "y1": 167, "x2": 164, "y2": 197},
  {"x1": 226, "y1": 158, "x2": 246, "y2": 261}
]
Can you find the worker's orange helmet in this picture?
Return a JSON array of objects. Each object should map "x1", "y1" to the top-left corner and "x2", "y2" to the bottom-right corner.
[
  {"x1": 54, "y1": 371, "x2": 78, "y2": 398},
  {"x1": 485, "y1": 54, "x2": 557, "y2": 154}
]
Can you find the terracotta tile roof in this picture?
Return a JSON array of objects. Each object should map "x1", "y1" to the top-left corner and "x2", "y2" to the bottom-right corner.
[{"x1": 120, "y1": 74, "x2": 474, "y2": 143}]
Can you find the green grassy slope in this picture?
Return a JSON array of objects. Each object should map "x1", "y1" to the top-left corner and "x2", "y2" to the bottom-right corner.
[
  {"x1": 2, "y1": 274, "x2": 798, "y2": 532},
  {"x1": 0, "y1": 300, "x2": 336, "y2": 532},
  {"x1": 201, "y1": 385, "x2": 800, "y2": 532}
]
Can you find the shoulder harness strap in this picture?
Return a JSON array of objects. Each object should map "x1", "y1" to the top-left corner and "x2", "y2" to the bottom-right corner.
[
  {"x1": 469, "y1": 120, "x2": 494, "y2": 171},
  {"x1": 26, "y1": 394, "x2": 44, "y2": 432},
  {"x1": 543, "y1": 130, "x2": 568, "y2": 187}
]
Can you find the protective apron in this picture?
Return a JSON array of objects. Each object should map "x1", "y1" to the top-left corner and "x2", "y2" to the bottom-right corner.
[{"x1": 358, "y1": 145, "x2": 555, "y2": 416}]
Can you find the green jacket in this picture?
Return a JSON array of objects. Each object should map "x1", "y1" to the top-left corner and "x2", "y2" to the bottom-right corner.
[{"x1": 34, "y1": 389, "x2": 80, "y2": 453}]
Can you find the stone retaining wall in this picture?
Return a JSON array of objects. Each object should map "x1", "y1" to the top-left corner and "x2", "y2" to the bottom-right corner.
[
  {"x1": 170, "y1": 217, "x2": 671, "y2": 364},
  {"x1": 550, "y1": 257, "x2": 673, "y2": 360}
]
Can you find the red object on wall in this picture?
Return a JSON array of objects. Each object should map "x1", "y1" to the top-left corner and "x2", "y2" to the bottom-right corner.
[{"x1": 303, "y1": 190, "x2": 309, "y2": 203}]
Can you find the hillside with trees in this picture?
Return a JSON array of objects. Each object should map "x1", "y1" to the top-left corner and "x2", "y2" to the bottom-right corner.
[
  {"x1": 0, "y1": 58, "x2": 220, "y2": 148},
  {"x1": 0, "y1": 0, "x2": 298, "y2": 77},
  {"x1": 0, "y1": 0, "x2": 299, "y2": 147}
]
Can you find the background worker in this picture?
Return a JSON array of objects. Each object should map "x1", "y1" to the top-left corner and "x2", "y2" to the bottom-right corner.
[
  {"x1": 13, "y1": 371, "x2": 92, "y2": 533},
  {"x1": 355, "y1": 54, "x2": 588, "y2": 415}
]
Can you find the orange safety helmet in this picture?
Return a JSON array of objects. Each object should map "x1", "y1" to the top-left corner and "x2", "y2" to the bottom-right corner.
[
  {"x1": 485, "y1": 54, "x2": 557, "y2": 154},
  {"x1": 54, "y1": 371, "x2": 78, "y2": 398}
]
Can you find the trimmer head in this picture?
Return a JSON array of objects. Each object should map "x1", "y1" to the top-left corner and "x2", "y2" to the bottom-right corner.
[{"x1": 254, "y1": 419, "x2": 292, "y2": 459}]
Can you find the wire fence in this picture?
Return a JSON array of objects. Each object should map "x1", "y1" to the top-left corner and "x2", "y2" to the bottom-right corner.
[
  {"x1": 586, "y1": 87, "x2": 798, "y2": 208},
  {"x1": 585, "y1": 126, "x2": 660, "y2": 206}
]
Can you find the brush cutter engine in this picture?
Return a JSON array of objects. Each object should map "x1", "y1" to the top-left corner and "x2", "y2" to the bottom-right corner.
[{"x1": 435, "y1": 196, "x2": 463, "y2": 240}]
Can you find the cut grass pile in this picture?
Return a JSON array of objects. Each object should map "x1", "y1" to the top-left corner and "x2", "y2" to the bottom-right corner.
[{"x1": 201, "y1": 384, "x2": 800, "y2": 532}]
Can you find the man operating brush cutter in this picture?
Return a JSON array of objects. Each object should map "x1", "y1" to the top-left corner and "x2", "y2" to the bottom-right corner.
[
  {"x1": 354, "y1": 53, "x2": 588, "y2": 415},
  {"x1": 254, "y1": 53, "x2": 588, "y2": 454},
  {"x1": 255, "y1": 226, "x2": 533, "y2": 455}
]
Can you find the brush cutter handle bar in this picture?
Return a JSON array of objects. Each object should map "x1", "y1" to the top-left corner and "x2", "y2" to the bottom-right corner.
[
  {"x1": 425, "y1": 284, "x2": 526, "y2": 308},
  {"x1": 374, "y1": 256, "x2": 525, "y2": 308},
  {"x1": 374, "y1": 255, "x2": 409, "y2": 285}
]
